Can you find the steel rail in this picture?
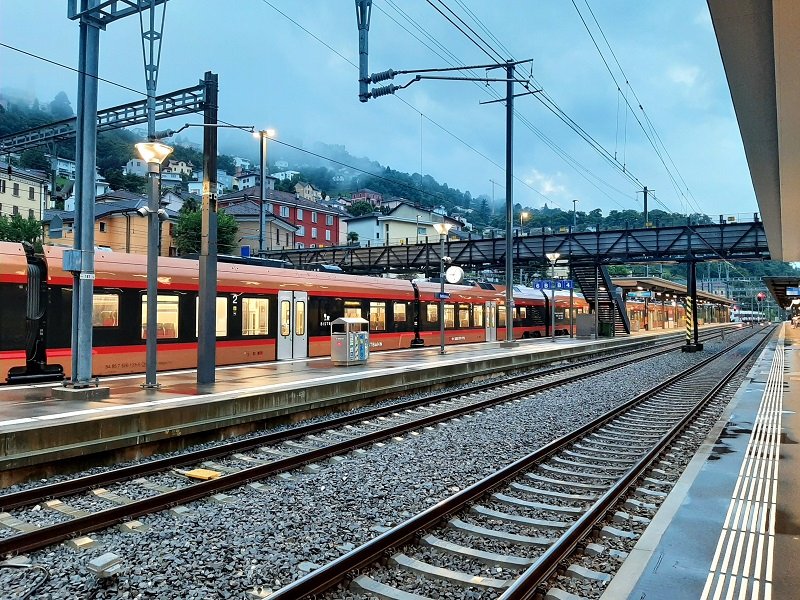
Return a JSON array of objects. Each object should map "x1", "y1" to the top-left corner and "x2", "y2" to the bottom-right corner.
[
  {"x1": 499, "y1": 325, "x2": 774, "y2": 599},
  {"x1": 0, "y1": 329, "x2": 719, "y2": 511},
  {"x1": 265, "y1": 326, "x2": 769, "y2": 599},
  {"x1": 0, "y1": 330, "x2": 731, "y2": 555}
]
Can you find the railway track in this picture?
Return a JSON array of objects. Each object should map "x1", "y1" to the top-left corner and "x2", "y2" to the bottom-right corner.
[
  {"x1": 0, "y1": 329, "x2": 734, "y2": 556},
  {"x1": 261, "y1": 325, "x2": 772, "y2": 600}
]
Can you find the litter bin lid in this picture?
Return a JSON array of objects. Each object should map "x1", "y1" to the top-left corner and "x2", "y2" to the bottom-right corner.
[{"x1": 331, "y1": 317, "x2": 369, "y2": 325}]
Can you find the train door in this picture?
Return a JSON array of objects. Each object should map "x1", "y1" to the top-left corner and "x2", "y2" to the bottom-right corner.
[
  {"x1": 277, "y1": 290, "x2": 308, "y2": 360},
  {"x1": 485, "y1": 301, "x2": 497, "y2": 342}
]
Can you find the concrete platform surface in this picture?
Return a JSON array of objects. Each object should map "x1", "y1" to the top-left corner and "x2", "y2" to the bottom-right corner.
[
  {"x1": 604, "y1": 323, "x2": 799, "y2": 600},
  {"x1": 0, "y1": 326, "x2": 718, "y2": 483}
]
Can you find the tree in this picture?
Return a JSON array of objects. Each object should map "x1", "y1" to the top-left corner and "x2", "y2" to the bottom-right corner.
[
  {"x1": 347, "y1": 231, "x2": 359, "y2": 245},
  {"x1": 348, "y1": 201, "x2": 375, "y2": 217},
  {"x1": 19, "y1": 148, "x2": 50, "y2": 171},
  {"x1": 0, "y1": 214, "x2": 43, "y2": 251},
  {"x1": 174, "y1": 206, "x2": 237, "y2": 255},
  {"x1": 49, "y1": 91, "x2": 74, "y2": 119}
]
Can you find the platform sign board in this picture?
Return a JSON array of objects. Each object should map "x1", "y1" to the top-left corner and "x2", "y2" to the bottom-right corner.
[
  {"x1": 541, "y1": 280, "x2": 553, "y2": 290},
  {"x1": 554, "y1": 280, "x2": 574, "y2": 290},
  {"x1": 786, "y1": 287, "x2": 800, "y2": 296},
  {"x1": 533, "y1": 280, "x2": 544, "y2": 290},
  {"x1": 435, "y1": 292, "x2": 450, "y2": 300},
  {"x1": 628, "y1": 291, "x2": 652, "y2": 298}
]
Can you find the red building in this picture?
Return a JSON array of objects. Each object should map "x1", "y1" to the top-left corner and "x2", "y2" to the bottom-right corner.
[{"x1": 220, "y1": 187, "x2": 349, "y2": 248}]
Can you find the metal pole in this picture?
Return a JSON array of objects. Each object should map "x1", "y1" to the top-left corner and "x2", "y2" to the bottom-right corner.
[
  {"x1": 356, "y1": 0, "x2": 372, "y2": 102},
  {"x1": 259, "y1": 132, "x2": 266, "y2": 256},
  {"x1": 593, "y1": 265, "x2": 599, "y2": 340},
  {"x1": 504, "y1": 60, "x2": 515, "y2": 345},
  {"x1": 569, "y1": 265, "x2": 574, "y2": 339},
  {"x1": 572, "y1": 199, "x2": 578, "y2": 228},
  {"x1": 439, "y1": 231, "x2": 446, "y2": 355},
  {"x1": 197, "y1": 71, "x2": 219, "y2": 385},
  {"x1": 144, "y1": 165, "x2": 160, "y2": 387},
  {"x1": 70, "y1": 8, "x2": 100, "y2": 387},
  {"x1": 550, "y1": 261, "x2": 556, "y2": 342},
  {"x1": 691, "y1": 260, "x2": 700, "y2": 345}
]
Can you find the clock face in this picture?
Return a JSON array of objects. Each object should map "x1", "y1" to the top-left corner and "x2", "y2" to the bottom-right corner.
[{"x1": 445, "y1": 266, "x2": 464, "y2": 284}]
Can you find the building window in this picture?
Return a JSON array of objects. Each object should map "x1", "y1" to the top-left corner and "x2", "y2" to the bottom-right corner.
[
  {"x1": 28, "y1": 187, "x2": 35, "y2": 200},
  {"x1": 417, "y1": 227, "x2": 426, "y2": 235},
  {"x1": 267, "y1": 203, "x2": 273, "y2": 213},
  {"x1": 311, "y1": 212, "x2": 318, "y2": 223},
  {"x1": 99, "y1": 222, "x2": 107, "y2": 232},
  {"x1": 92, "y1": 293, "x2": 119, "y2": 327},
  {"x1": 28, "y1": 209, "x2": 34, "y2": 219},
  {"x1": 285, "y1": 233, "x2": 289, "y2": 245},
  {"x1": 195, "y1": 297, "x2": 228, "y2": 337},
  {"x1": 0, "y1": 180, "x2": 5, "y2": 193},
  {"x1": 325, "y1": 230, "x2": 331, "y2": 241},
  {"x1": 280, "y1": 206, "x2": 289, "y2": 218},
  {"x1": 369, "y1": 302, "x2": 386, "y2": 330},
  {"x1": 12, "y1": 205, "x2": 19, "y2": 215},
  {"x1": 276, "y1": 229, "x2": 280, "y2": 244},
  {"x1": 12, "y1": 183, "x2": 19, "y2": 196},
  {"x1": 344, "y1": 300, "x2": 362, "y2": 319},
  {"x1": 296, "y1": 208, "x2": 303, "y2": 220},
  {"x1": 141, "y1": 295, "x2": 180, "y2": 339},
  {"x1": 311, "y1": 227, "x2": 317, "y2": 238},
  {"x1": 326, "y1": 215, "x2": 334, "y2": 226},
  {"x1": 297, "y1": 225, "x2": 305, "y2": 236}
]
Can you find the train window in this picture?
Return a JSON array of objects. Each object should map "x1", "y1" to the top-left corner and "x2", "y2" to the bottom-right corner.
[
  {"x1": 295, "y1": 301, "x2": 306, "y2": 336},
  {"x1": 519, "y1": 307, "x2": 527, "y2": 319},
  {"x1": 393, "y1": 302, "x2": 407, "y2": 322},
  {"x1": 242, "y1": 298, "x2": 269, "y2": 335},
  {"x1": 141, "y1": 295, "x2": 179, "y2": 339},
  {"x1": 195, "y1": 297, "x2": 228, "y2": 337},
  {"x1": 427, "y1": 304, "x2": 438, "y2": 323},
  {"x1": 344, "y1": 300, "x2": 362, "y2": 319},
  {"x1": 472, "y1": 305, "x2": 484, "y2": 327},
  {"x1": 280, "y1": 300, "x2": 291, "y2": 336},
  {"x1": 458, "y1": 305, "x2": 470, "y2": 328},
  {"x1": 444, "y1": 304, "x2": 455, "y2": 328},
  {"x1": 498, "y1": 305, "x2": 507, "y2": 327},
  {"x1": 92, "y1": 294, "x2": 119, "y2": 327},
  {"x1": 369, "y1": 302, "x2": 386, "y2": 330}
]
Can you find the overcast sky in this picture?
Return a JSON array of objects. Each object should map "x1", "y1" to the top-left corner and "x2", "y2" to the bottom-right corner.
[{"x1": 0, "y1": 1, "x2": 756, "y2": 217}]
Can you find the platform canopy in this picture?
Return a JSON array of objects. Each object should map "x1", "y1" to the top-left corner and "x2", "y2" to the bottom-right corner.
[
  {"x1": 763, "y1": 276, "x2": 800, "y2": 308},
  {"x1": 708, "y1": 0, "x2": 800, "y2": 261},
  {"x1": 613, "y1": 276, "x2": 734, "y2": 306}
]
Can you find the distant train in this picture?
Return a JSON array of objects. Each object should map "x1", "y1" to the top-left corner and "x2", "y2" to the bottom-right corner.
[
  {"x1": 730, "y1": 309, "x2": 766, "y2": 323},
  {"x1": 0, "y1": 242, "x2": 590, "y2": 383}
]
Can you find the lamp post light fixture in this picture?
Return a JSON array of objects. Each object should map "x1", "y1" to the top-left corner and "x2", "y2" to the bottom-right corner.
[
  {"x1": 520, "y1": 210, "x2": 529, "y2": 235},
  {"x1": 135, "y1": 140, "x2": 174, "y2": 389},
  {"x1": 545, "y1": 252, "x2": 561, "y2": 342},
  {"x1": 253, "y1": 128, "x2": 276, "y2": 257},
  {"x1": 433, "y1": 221, "x2": 453, "y2": 355}
]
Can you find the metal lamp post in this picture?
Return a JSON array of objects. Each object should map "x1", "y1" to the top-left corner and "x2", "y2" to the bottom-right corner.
[
  {"x1": 546, "y1": 252, "x2": 561, "y2": 342},
  {"x1": 135, "y1": 140, "x2": 174, "y2": 389},
  {"x1": 253, "y1": 128, "x2": 276, "y2": 256},
  {"x1": 433, "y1": 221, "x2": 453, "y2": 355},
  {"x1": 572, "y1": 199, "x2": 578, "y2": 228}
]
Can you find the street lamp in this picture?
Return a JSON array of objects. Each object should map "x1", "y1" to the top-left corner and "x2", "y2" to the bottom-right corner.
[
  {"x1": 546, "y1": 252, "x2": 561, "y2": 342},
  {"x1": 520, "y1": 210, "x2": 529, "y2": 234},
  {"x1": 572, "y1": 199, "x2": 579, "y2": 228},
  {"x1": 135, "y1": 140, "x2": 174, "y2": 389},
  {"x1": 253, "y1": 128, "x2": 276, "y2": 256},
  {"x1": 433, "y1": 221, "x2": 453, "y2": 355}
]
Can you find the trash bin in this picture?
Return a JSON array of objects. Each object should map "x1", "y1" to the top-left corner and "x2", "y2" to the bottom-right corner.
[{"x1": 331, "y1": 317, "x2": 370, "y2": 366}]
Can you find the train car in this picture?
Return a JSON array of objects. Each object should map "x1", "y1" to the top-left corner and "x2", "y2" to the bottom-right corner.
[{"x1": 512, "y1": 285, "x2": 590, "y2": 337}]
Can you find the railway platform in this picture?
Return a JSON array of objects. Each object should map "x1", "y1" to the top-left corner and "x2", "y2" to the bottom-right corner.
[
  {"x1": 604, "y1": 322, "x2": 796, "y2": 600},
  {"x1": 0, "y1": 326, "x2": 709, "y2": 486}
]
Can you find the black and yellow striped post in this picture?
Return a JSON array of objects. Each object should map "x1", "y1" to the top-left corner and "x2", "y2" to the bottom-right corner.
[{"x1": 682, "y1": 258, "x2": 704, "y2": 352}]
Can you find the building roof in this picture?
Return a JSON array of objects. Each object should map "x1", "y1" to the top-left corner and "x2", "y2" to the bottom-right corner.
[
  {"x1": 43, "y1": 198, "x2": 179, "y2": 224},
  {"x1": 96, "y1": 190, "x2": 147, "y2": 203},
  {"x1": 219, "y1": 186, "x2": 349, "y2": 216},
  {"x1": 0, "y1": 160, "x2": 49, "y2": 183},
  {"x1": 216, "y1": 197, "x2": 296, "y2": 230}
]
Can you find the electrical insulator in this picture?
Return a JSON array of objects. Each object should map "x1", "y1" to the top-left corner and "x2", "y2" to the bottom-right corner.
[
  {"x1": 369, "y1": 69, "x2": 396, "y2": 83},
  {"x1": 370, "y1": 84, "x2": 397, "y2": 98}
]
